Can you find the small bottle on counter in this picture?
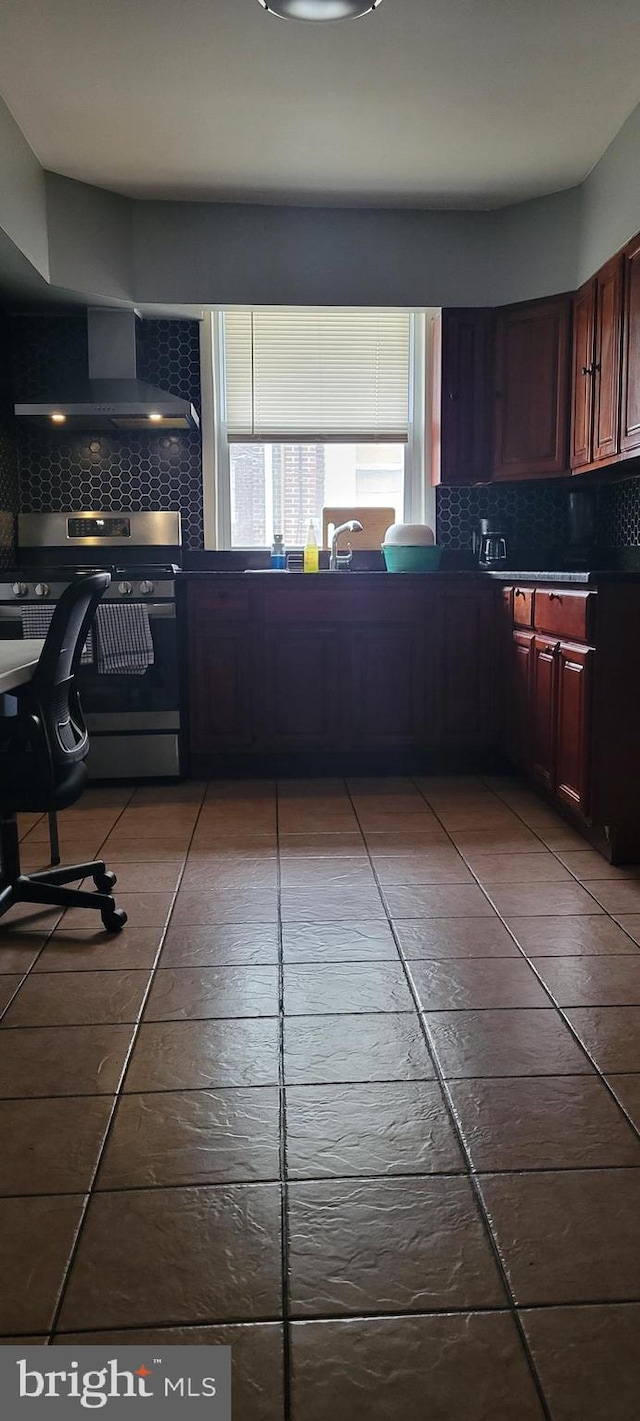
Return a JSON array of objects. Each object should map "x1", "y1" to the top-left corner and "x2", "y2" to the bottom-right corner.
[
  {"x1": 303, "y1": 520, "x2": 319, "y2": 573},
  {"x1": 270, "y1": 533, "x2": 286, "y2": 570}
]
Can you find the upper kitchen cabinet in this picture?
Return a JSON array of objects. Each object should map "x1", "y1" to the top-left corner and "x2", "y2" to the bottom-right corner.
[
  {"x1": 621, "y1": 233, "x2": 640, "y2": 455},
  {"x1": 492, "y1": 296, "x2": 572, "y2": 480},
  {"x1": 430, "y1": 309, "x2": 493, "y2": 485},
  {"x1": 571, "y1": 255, "x2": 624, "y2": 470}
]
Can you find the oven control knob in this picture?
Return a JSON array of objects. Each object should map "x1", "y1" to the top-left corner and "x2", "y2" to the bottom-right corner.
[
  {"x1": 118, "y1": 581, "x2": 133, "y2": 595},
  {"x1": 34, "y1": 582, "x2": 50, "y2": 598},
  {"x1": 139, "y1": 580, "x2": 154, "y2": 595},
  {"x1": 12, "y1": 583, "x2": 28, "y2": 597}
]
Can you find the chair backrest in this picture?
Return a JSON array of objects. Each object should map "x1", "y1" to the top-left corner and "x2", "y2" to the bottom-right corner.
[{"x1": 24, "y1": 571, "x2": 110, "y2": 768}]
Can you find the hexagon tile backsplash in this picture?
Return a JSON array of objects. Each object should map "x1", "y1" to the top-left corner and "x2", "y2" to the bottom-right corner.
[
  {"x1": 13, "y1": 314, "x2": 204, "y2": 551},
  {"x1": 11, "y1": 311, "x2": 640, "y2": 559}
]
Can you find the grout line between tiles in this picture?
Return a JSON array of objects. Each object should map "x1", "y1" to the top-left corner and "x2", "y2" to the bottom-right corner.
[
  {"x1": 0, "y1": 788, "x2": 140, "y2": 1023},
  {"x1": 275, "y1": 781, "x2": 293, "y2": 1421},
  {"x1": 453, "y1": 781, "x2": 640, "y2": 1149},
  {"x1": 47, "y1": 781, "x2": 208, "y2": 1340},
  {"x1": 346, "y1": 777, "x2": 554, "y2": 1421}
]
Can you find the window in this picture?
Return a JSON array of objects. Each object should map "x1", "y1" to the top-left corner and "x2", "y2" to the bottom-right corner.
[{"x1": 203, "y1": 307, "x2": 429, "y2": 548}]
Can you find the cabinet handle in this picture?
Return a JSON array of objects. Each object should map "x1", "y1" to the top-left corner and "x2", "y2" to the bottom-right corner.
[
  {"x1": 581, "y1": 365, "x2": 593, "y2": 376},
  {"x1": 515, "y1": 588, "x2": 525, "y2": 598},
  {"x1": 548, "y1": 592, "x2": 561, "y2": 601}
]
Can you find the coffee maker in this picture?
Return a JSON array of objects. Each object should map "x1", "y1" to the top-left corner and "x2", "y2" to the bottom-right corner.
[
  {"x1": 475, "y1": 517, "x2": 509, "y2": 568},
  {"x1": 565, "y1": 487, "x2": 599, "y2": 568}
]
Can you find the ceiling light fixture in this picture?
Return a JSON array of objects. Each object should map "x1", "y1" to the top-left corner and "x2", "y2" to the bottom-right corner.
[
  {"x1": 258, "y1": 0, "x2": 383, "y2": 20},
  {"x1": 50, "y1": 412, "x2": 66, "y2": 423}
]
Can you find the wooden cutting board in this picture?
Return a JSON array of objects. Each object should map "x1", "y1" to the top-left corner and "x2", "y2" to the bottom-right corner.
[{"x1": 321, "y1": 507, "x2": 396, "y2": 551}]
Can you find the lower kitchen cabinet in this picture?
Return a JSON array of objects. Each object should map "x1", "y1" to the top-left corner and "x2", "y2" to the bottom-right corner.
[
  {"x1": 526, "y1": 633, "x2": 593, "y2": 816},
  {"x1": 186, "y1": 599, "x2": 254, "y2": 753},
  {"x1": 433, "y1": 588, "x2": 496, "y2": 747},
  {"x1": 262, "y1": 625, "x2": 340, "y2": 749},
  {"x1": 509, "y1": 629, "x2": 534, "y2": 769},
  {"x1": 349, "y1": 624, "x2": 426, "y2": 749},
  {"x1": 500, "y1": 581, "x2": 640, "y2": 860},
  {"x1": 555, "y1": 642, "x2": 593, "y2": 816},
  {"x1": 185, "y1": 576, "x2": 500, "y2": 767},
  {"x1": 531, "y1": 635, "x2": 559, "y2": 793}
]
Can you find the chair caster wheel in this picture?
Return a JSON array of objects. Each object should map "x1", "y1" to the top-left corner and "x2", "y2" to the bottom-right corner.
[
  {"x1": 94, "y1": 870, "x2": 117, "y2": 892},
  {"x1": 101, "y1": 907, "x2": 128, "y2": 933}
]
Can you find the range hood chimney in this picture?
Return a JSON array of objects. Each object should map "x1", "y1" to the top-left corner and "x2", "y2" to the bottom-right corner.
[{"x1": 14, "y1": 309, "x2": 200, "y2": 431}]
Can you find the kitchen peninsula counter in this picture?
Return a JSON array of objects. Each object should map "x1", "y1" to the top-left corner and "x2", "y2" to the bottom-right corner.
[{"x1": 182, "y1": 566, "x2": 640, "y2": 862}]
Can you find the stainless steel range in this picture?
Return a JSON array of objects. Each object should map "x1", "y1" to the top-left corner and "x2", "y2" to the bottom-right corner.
[{"x1": 0, "y1": 511, "x2": 183, "y2": 779}]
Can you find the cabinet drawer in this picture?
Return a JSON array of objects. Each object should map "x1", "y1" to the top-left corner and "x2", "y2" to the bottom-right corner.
[
  {"x1": 513, "y1": 586, "x2": 534, "y2": 627},
  {"x1": 190, "y1": 584, "x2": 250, "y2": 619},
  {"x1": 534, "y1": 589, "x2": 596, "y2": 642},
  {"x1": 264, "y1": 588, "x2": 426, "y2": 624}
]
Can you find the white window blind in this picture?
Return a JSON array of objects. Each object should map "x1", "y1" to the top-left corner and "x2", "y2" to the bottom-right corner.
[{"x1": 222, "y1": 308, "x2": 411, "y2": 442}]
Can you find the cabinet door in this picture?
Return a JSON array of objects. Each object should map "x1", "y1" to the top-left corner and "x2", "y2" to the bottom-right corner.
[
  {"x1": 433, "y1": 590, "x2": 496, "y2": 747},
  {"x1": 262, "y1": 626, "x2": 340, "y2": 749},
  {"x1": 531, "y1": 636, "x2": 558, "y2": 791},
  {"x1": 432, "y1": 309, "x2": 493, "y2": 485},
  {"x1": 350, "y1": 625, "x2": 425, "y2": 748},
  {"x1": 621, "y1": 234, "x2": 640, "y2": 453},
  {"x1": 556, "y1": 642, "x2": 593, "y2": 818},
  {"x1": 508, "y1": 630, "x2": 534, "y2": 769},
  {"x1": 493, "y1": 297, "x2": 571, "y2": 480},
  {"x1": 570, "y1": 280, "x2": 596, "y2": 469},
  {"x1": 188, "y1": 625, "x2": 253, "y2": 752},
  {"x1": 593, "y1": 254, "x2": 623, "y2": 463}
]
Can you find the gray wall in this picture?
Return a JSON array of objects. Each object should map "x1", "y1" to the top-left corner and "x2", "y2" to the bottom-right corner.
[
  {"x1": 45, "y1": 173, "x2": 133, "y2": 302},
  {"x1": 0, "y1": 96, "x2": 49, "y2": 281},
  {"x1": 3, "y1": 92, "x2": 640, "y2": 309},
  {"x1": 578, "y1": 101, "x2": 640, "y2": 284},
  {"x1": 131, "y1": 196, "x2": 581, "y2": 308}
]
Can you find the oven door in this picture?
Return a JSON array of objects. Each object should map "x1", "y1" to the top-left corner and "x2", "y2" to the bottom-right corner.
[{"x1": 78, "y1": 601, "x2": 179, "y2": 732}]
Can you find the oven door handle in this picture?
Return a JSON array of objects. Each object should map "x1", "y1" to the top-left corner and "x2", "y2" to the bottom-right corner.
[{"x1": 134, "y1": 602, "x2": 176, "y2": 620}]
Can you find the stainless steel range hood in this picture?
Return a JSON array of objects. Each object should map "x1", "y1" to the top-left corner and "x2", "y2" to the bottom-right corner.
[{"x1": 14, "y1": 309, "x2": 200, "y2": 431}]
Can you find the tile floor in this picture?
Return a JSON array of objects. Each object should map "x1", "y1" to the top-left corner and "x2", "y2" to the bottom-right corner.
[{"x1": 1, "y1": 774, "x2": 640, "y2": 1418}]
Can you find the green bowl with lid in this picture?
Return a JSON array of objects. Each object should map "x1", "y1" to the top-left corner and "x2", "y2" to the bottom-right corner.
[{"x1": 382, "y1": 544, "x2": 443, "y2": 572}]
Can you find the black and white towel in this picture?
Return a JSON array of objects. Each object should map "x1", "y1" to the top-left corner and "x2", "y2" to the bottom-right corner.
[
  {"x1": 94, "y1": 602, "x2": 154, "y2": 676},
  {"x1": 21, "y1": 605, "x2": 94, "y2": 665}
]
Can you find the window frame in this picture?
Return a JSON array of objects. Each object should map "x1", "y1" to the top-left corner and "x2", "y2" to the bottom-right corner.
[{"x1": 201, "y1": 308, "x2": 433, "y2": 550}]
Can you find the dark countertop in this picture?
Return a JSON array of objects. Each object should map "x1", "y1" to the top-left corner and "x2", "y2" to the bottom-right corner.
[{"x1": 178, "y1": 567, "x2": 640, "y2": 584}]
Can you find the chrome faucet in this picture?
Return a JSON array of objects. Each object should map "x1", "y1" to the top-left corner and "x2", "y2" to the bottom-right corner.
[{"x1": 329, "y1": 519, "x2": 363, "y2": 572}]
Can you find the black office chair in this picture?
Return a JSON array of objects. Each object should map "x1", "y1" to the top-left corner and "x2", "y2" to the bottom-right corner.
[{"x1": 0, "y1": 572, "x2": 127, "y2": 933}]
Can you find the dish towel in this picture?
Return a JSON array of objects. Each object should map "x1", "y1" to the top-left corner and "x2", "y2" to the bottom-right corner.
[
  {"x1": 21, "y1": 605, "x2": 94, "y2": 665},
  {"x1": 94, "y1": 602, "x2": 154, "y2": 676}
]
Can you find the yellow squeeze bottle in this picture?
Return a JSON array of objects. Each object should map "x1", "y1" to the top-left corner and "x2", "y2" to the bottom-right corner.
[{"x1": 303, "y1": 519, "x2": 319, "y2": 573}]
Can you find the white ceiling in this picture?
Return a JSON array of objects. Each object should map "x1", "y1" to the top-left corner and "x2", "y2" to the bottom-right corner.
[{"x1": 1, "y1": 0, "x2": 640, "y2": 209}]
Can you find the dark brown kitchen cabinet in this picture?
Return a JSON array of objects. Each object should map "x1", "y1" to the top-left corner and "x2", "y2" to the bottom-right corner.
[
  {"x1": 621, "y1": 232, "x2": 640, "y2": 453},
  {"x1": 531, "y1": 635, "x2": 592, "y2": 815},
  {"x1": 593, "y1": 255, "x2": 624, "y2": 462},
  {"x1": 433, "y1": 588, "x2": 496, "y2": 747},
  {"x1": 531, "y1": 635, "x2": 558, "y2": 792},
  {"x1": 570, "y1": 279, "x2": 596, "y2": 469},
  {"x1": 509, "y1": 629, "x2": 534, "y2": 769},
  {"x1": 349, "y1": 625, "x2": 426, "y2": 748},
  {"x1": 261, "y1": 625, "x2": 340, "y2": 749},
  {"x1": 571, "y1": 255, "x2": 623, "y2": 469},
  {"x1": 502, "y1": 585, "x2": 596, "y2": 832},
  {"x1": 492, "y1": 296, "x2": 571, "y2": 480},
  {"x1": 430, "y1": 309, "x2": 493, "y2": 485},
  {"x1": 555, "y1": 642, "x2": 593, "y2": 817},
  {"x1": 186, "y1": 577, "x2": 501, "y2": 767},
  {"x1": 187, "y1": 594, "x2": 253, "y2": 752}
]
